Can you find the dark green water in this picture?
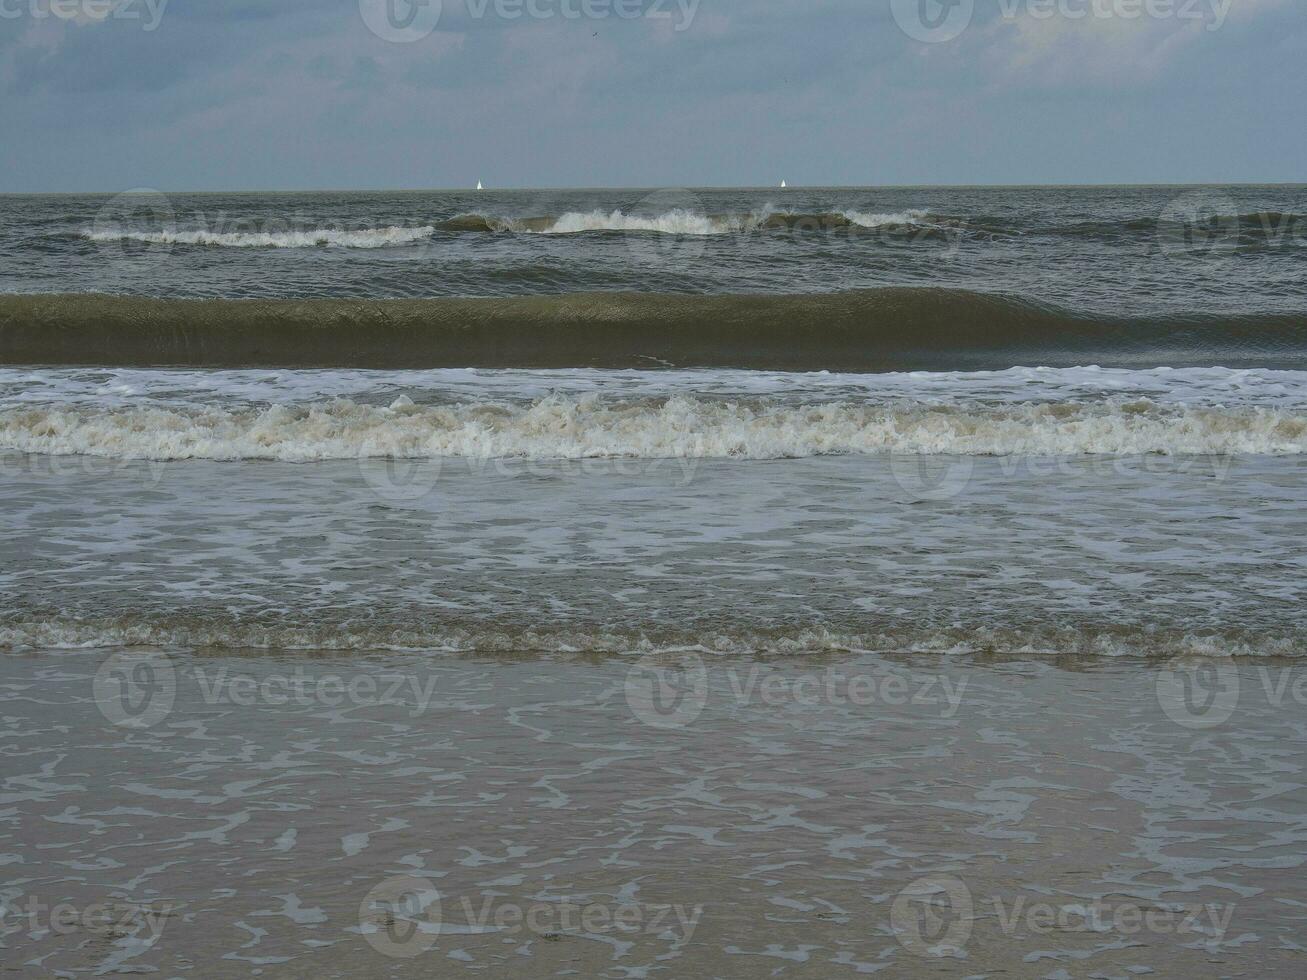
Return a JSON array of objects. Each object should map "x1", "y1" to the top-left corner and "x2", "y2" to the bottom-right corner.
[{"x1": 2, "y1": 185, "x2": 1303, "y2": 369}]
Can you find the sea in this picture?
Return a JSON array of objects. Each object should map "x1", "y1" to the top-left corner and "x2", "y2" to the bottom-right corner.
[{"x1": 2, "y1": 186, "x2": 1305, "y2": 976}]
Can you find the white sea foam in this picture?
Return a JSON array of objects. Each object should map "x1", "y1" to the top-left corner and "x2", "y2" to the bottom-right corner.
[
  {"x1": 6, "y1": 366, "x2": 1304, "y2": 410},
  {"x1": 76, "y1": 209, "x2": 938, "y2": 242},
  {"x1": 510, "y1": 208, "x2": 932, "y2": 235},
  {"x1": 83, "y1": 226, "x2": 436, "y2": 248},
  {"x1": 2, "y1": 394, "x2": 1304, "y2": 461},
  {"x1": 839, "y1": 208, "x2": 930, "y2": 228},
  {"x1": 1, "y1": 618, "x2": 1299, "y2": 657},
  {"x1": 530, "y1": 209, "x2": 750, "y2": 235}
]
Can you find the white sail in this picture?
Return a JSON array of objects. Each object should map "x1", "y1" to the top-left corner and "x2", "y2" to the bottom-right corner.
[
  {"x1": 476, "y1": 180, "x2": 483, "y2": 190},
  {"x1": 780, "y1": 180, "x2": 787, "y2": 188}
]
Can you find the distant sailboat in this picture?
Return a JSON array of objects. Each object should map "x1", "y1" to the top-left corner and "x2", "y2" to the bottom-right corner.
[
  {"x1": 780, "y1": 180, "x2": 787, "y2": 189},
  {"x1": 476, "y1": 180, "x2": 483, "y2": 190}
]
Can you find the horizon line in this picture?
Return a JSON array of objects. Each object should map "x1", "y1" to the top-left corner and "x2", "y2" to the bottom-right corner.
[{"x1": 2, "y1": 179, "x2": 1305, "y2": 196}]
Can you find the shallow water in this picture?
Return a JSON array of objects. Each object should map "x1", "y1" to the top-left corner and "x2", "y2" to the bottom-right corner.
[
  {"x1": 3, "y1": 648, "x2": 1306, "y2": 977},
  {"x1": 3, "y1": 452, "x2": 1304, "y2": 657},
  {"x1": 3, "y1": 184, "x2": 1306, "y2": 976}
]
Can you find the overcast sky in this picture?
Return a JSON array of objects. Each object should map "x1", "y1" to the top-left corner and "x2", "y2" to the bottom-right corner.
[{"x1": 1, "y1": 0, "x2": 1303, "y2": 191}]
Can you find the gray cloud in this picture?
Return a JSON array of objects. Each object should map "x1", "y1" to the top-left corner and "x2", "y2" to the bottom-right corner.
[{"x1": 0, "y1": 0, "x2": 1303, "y2": 190}]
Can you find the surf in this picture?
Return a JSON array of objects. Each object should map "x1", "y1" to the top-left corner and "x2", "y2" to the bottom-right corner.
[
  {"x1": 1, "y1": 614, "x2": 1301, "y2": 658},
  {"x1": 437, "y1": 208, "x2": 932, "y2": 235},
  {"x1": 4, "y1": 393, "x2": 1305, "y2": 461},
  {"x1": 81, "y1": 225, "x2": 436, "y2": 248}
]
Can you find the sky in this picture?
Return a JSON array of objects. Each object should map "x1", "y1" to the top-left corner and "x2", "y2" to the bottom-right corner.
[{"x1": 0, "y1": 0, "x2": 1304, "y2": 192}]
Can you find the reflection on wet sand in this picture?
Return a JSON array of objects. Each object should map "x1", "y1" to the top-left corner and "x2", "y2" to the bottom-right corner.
[{"x1": 3, "y1": 650, "x2": 1305, "y2": 976}]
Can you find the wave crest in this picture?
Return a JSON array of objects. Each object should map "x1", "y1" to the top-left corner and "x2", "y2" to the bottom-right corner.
[
  {"x1": 1, "y1": 615, "x2": 1300, "y2": 657},
  {"x1": 83, "y1": 225, "x2": 435, "y2": 248},
  {"x1": 440, "y1": 209, "x2": 932, "y2": 235},
  {"x1": 3, "y1": 395, "x2": 1305, "y2": 460},
  {"x1": 3, "y1": 290, "x2": 1304, "y2": 371}
]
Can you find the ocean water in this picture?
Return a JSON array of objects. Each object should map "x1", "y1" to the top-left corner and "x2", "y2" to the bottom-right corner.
[{"x1": 2, "y1": 186, "x2": 1306, "y2": 976}]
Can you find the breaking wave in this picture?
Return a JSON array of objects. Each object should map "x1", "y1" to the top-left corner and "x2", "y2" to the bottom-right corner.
[
  {"x1": 78, "y1": 210, "x2": 937, "y2": 245},
  {"x1": 3, "y1": 395, "x2": 1305, "y2": 460},
  {"x1": 71, "y1": 209, "x2": 1303, "y2": 247},
  {"x1": 82, "y1": 225, "x2": 436, "y2": 248},
  {"x1": 439, "y1": 209, "x2": 932, "y2": 235},
  {"x1": 1, "y1": 615, "x2": 1301, "y2": 657}
]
